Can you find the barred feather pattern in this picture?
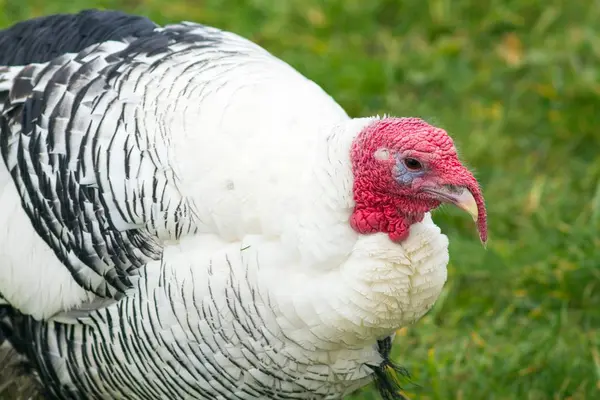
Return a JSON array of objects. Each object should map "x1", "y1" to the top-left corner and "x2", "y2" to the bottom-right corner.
[
  {"x1": 9, "y1": 245, "x2": 389, "y2": 399},
  {"x1": 0, "y1": 23, "x2": 255, "y2": 301}
]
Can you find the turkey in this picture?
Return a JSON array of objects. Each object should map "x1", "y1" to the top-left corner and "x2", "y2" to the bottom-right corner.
[{"x1": 0, "y1": 9, "x2": 488, "y2": 400}]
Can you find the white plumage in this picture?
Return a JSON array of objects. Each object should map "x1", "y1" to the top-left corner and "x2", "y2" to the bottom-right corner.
[{"x1": 0, "y1": 10, "x2": 485, "y2": 400}]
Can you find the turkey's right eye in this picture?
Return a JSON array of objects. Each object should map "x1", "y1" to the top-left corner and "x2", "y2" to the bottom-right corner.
[{"x1": 404, "y1": 158, "x2": 422, "y2": 171}]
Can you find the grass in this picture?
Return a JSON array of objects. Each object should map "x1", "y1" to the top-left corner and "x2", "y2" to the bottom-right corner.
[{"x1": 0, "y1": 0, "x2": 599, "y2": 399}]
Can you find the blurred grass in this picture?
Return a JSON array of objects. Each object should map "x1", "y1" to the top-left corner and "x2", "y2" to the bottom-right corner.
[{"x1": 1, "y1": 0, "x2": 599, "y2": 399}]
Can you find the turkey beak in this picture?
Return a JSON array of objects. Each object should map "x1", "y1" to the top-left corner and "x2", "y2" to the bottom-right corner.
[
  {"x1": 448, "y1": 188, "x2": 478, "y2": 222},
  {"x1": 421, "y1": 184, "x2": 487, "y2": 244},
  {"x1": 423, "y1": 185, "x2": 477, "y2": 221}
]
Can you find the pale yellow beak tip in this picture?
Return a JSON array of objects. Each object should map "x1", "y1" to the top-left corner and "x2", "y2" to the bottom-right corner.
[{"x1": 454, "y1": 189, "x2": 478, "y2": 222}]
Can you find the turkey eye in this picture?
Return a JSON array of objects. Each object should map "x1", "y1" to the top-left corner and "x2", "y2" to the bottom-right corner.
[{"x1": 404, "y1": 158, "x2": 422, "y2": 171}]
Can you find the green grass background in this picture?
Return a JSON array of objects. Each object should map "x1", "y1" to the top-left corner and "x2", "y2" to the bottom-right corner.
[{"x1": 0, "y1": 0, "x2": 599, "y2": 399}]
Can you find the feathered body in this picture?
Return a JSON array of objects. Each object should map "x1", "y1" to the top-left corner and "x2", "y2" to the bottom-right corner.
[{"x1": 0, "y1": 10, "x2": 487, "y2": 400}]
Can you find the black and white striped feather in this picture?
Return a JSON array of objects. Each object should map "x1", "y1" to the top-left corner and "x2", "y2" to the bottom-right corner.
[{"x1": 0, "y1": 19, "x2": 224, "y2": 301}]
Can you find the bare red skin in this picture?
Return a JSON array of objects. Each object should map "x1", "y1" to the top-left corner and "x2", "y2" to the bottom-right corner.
[{"x1": 349, "y1": 117, "x2": 487, "y2": 243}]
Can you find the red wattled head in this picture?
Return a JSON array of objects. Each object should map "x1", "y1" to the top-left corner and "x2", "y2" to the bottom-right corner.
[{"x1": 349, "y1": 117, "x2": 487, "y2": 244}]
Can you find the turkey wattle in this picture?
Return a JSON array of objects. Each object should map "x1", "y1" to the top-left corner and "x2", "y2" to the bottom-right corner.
[{"x1": 0, "y1": 9, "x2": 487, "y2": 400}]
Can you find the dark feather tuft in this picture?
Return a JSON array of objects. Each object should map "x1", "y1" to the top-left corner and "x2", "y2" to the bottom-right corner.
[
  {"x1": 370, "y1": 336, "x2": 417, "y2": 400},
  {"x1": 0, "y1": 9, "x2": 157, "y2": 66}
]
